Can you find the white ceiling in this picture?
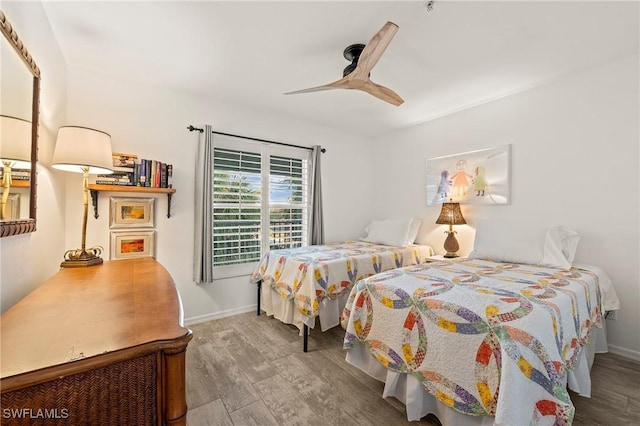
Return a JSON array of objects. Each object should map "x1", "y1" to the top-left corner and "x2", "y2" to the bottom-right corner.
[{"x1": 41, "y1": 1, "x2": 639, "y2": 137}]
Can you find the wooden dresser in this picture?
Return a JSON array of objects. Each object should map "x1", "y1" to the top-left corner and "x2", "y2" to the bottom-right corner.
[{"x1": 0, "y1": 258, "x2": 192, "y2": 425}]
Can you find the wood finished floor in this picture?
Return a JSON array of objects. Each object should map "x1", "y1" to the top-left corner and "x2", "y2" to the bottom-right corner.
[{"x1": 185, "y1": 312, "x2": 640, "y2": 426}]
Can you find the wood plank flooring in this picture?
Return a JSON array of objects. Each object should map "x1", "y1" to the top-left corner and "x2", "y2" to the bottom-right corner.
[{"x1": 185, "y1": 312, "x2": 640, "y2": 426}]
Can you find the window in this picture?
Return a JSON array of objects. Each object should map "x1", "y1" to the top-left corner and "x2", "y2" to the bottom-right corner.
[
  {"x1": 212, "y1": 147, "x2": 262, "y2": 267},
  {"x1": 269, "y1": 155, "x2": 308, "y2": 251},
  {"x1": 212, "y1": 136, "x2": 310, "y2": 275}
]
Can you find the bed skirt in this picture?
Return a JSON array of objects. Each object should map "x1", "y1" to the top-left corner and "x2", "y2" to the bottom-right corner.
[
  {"x1": 345, "y1": 324, "x2": 608, "y2": 424},
  {"x1": 260, "y1": 283, "x2": 350, "y2": 334}
]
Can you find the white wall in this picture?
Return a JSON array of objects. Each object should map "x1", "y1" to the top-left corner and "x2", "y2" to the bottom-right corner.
[
  {"x1": 370, "y1": 56, "x2": 640, "y2": 359},
  {"x1": 63, "y1": 67, "x2": 375, "y2": 323},
  {"x1": 0, "y1": 2, "x2": 67, "y2": 312}
]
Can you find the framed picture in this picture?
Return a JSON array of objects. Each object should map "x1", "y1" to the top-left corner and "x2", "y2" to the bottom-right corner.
[
  {"x1": 110, "y1": 230, "x2": 155, "y2": 260},
  {"x1": 109, "y1": 197, "x2": 155, "y2": 229},
  {"x1": 426, "y1": 144, "x2": 511, "y2": 206}
]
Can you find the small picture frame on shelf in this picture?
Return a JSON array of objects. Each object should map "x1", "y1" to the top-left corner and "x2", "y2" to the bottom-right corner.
[
  {"x1": 110, "y1": 230, "x2": 155, "y2": 260},
  {"x1": 109, "y1": 197, "x2": 155, "y2": 229}
]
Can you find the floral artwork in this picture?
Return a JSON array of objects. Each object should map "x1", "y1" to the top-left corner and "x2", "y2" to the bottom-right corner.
[{"x1": 426, "y1": 145, "x2": 511, "y2": 205}]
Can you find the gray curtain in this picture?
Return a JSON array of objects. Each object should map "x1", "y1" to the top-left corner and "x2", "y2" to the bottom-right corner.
[
  {"x1": 194, "y1": 125, "x2": 214, "y2": 284},
  {"x1": 310, "y1": 145, "x2": 324, "y2": 245}
]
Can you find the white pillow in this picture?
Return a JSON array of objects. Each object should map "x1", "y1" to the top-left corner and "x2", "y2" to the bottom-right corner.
[
  {"x1": 406, "y1": 218, "x2": 422, "y2": 245},
  {"x1": 361, "y1": 218, "x2": 412, "y2": 246},
  {"x1": 542, "y1": 226, "x2": 580, "y2": 268},
  {"x1": 468, "y1": 220, "x2": 579, "y2": 268}
]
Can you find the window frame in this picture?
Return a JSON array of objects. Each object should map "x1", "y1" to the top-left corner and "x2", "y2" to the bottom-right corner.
[{"x1": 211, "y1": 135, "x2": 312, "y2": 279}]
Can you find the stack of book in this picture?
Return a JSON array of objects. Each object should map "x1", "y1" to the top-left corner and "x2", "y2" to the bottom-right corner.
[
  {"x1": 95, "y1": 152, "x2": 173, "y2": 188},
  {"x1": 95, "y1": 152, "x2": 137, "y2": 186},
  {"x1": 0, "y1": 168, "x2": 30, "y2": 182}
]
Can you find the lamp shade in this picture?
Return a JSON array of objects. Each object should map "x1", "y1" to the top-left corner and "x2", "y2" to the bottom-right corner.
[
  {"x1": 52, "y1": 126, "x2": 113, "y2": 174},
  {"x1": 0, "y1": 115, "x2": 32, "y2": 169},
  {"x1": 435, "y1": 201, "x2": 466, "y2": 225}
]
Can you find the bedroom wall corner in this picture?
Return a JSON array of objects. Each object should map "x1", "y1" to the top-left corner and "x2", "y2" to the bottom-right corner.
[{"x1": 369, "y1": 55, "x2": 640, "y2": 359}]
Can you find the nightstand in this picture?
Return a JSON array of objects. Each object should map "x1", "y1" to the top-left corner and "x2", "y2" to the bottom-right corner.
[
  {"x1": 426, "y1": 255, "x2": 466, "y2": 262},
  {"x1": 426, "y1": 254, "x2": 447, "y2": 260}
]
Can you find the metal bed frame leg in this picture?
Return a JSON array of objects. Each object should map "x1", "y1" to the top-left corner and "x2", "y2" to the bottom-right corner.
[
  {"x1": 257, "y1": 278, "x2": 309, "y2": 353},
  {"x1": 257, "y1": 280, "x2": 261, "y2": 316},
  {"x1": 303, "y1": 324, "x2": 309, "y2": 353}
]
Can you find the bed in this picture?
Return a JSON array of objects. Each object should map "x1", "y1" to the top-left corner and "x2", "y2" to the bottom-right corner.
[
  {"x1": 251, "y1": 239, "x2": 434, "y2": 350},
  {"x1": 341, "y1": 223, "x2": 621, "y2": 425}
]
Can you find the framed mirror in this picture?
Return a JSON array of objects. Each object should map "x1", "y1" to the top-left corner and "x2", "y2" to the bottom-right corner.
[{"x1": 0, "y1": 11, "x2": 40, "y2": 237}]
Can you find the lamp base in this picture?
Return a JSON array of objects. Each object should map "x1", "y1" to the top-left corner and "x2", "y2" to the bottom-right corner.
[
  {"x1": 60, "y1": 247, "x2": 105, "y2": 268},
  {"x1": 442, "y1": 231, "x2": 460, "y2": 259},
  {"x1": 60, "y1": 257, "x2": 103, "y2": 268}
]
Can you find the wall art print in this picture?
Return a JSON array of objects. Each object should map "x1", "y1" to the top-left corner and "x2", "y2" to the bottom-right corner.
[
  {"x1": 426, "y1": 144, "x2": 511, "y2": 205},
  {"x1": 110, "y1": 230, "x2": 155, "y2": 260},
  {"x1": 109, "y1": 197, "x2": 155, "y2": 229}
]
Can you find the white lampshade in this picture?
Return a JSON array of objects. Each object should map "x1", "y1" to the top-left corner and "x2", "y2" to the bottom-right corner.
[
  {"x1": 0, "y1": 115, "x2": 32, "y2": 169},
  {"x1": 52, "y1": 126, "x2": 114, "y2": 174}
]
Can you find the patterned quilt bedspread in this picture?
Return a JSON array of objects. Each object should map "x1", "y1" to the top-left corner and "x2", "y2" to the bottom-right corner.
[
  {"x1": 251, "y1": 241, "x2": 434, "y2": 319},
  {"x1": 342, "y1": 258, "x2": 603, "y2": 425}
]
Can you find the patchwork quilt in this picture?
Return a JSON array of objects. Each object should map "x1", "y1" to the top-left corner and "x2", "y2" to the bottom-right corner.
[
  {"x1": 251, "y1": 241, "x2": 434, "y2": 319},
  {"x1": 342, "y1": 258, "x2": 603, "y2": 425}
]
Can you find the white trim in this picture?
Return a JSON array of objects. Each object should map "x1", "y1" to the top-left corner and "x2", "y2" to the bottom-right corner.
[
  {"x1": 184, "y1": 304, "x2": 256, "y2": 326},
  {"x1": 607, "y1": 343, "x2": 640, "y2": 362},
  {"x1": 211, "y1": 263, "x2": 256, "y2": 280}
]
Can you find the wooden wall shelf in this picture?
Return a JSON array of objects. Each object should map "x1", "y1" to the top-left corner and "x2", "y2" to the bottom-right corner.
[
  {"x1": 88, "y1": 184, "x2": 176, "y2": 218},
  {"x1": 0, "y1": 179, "x2": 30, "y2": 188}
]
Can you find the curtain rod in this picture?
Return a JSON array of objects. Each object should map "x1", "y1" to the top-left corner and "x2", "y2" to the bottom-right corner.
[{"x1": 187, "y1": 125, "x2": 326, "y2": 153}]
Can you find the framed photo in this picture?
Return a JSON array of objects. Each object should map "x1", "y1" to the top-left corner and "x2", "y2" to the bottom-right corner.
[
  {"x1": 110, "y1": 230, "x2": 155, "y2": 260},
  {"x1": 110, "y1": 197, "x2": 155, "y2": 229},
  {"x1": 426, "y1": 144, "x2": 511, "y2": 205}
]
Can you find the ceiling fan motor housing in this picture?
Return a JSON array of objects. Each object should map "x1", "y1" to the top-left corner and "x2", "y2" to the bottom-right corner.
[{"x1": 343, "y1": 44, "x2": 365, "y2": 77}]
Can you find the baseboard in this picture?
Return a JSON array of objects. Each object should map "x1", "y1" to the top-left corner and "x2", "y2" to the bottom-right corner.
[
  {"x1": 184, "y1": 304, "x2": 256, "y2": 326},
  {"x1": 607, "y1": 343, "x2": 640, "y2": 362}
]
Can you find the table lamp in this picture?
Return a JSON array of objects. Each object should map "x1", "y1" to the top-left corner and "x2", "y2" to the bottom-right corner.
[
  {"x1": 52, "y1": 126, "x2": 113, "y2": 267},
  {"x1": 435, "y1": 199, "x2": 466, "y2": 258},
  {"x1": 0, "y1": 115, "x2": 32, "y2": 220}
]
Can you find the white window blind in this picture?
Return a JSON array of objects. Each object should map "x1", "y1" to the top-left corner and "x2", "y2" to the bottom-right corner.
[
  {"x1": 213, "y1": 147, "x2": 262, "y2": 267},
  {"x1": 212, "y1": 140, "x2": 311, "y2": 270},
  {"x1": 269, "y1": 155, "x2": 309, "y2": 250}
]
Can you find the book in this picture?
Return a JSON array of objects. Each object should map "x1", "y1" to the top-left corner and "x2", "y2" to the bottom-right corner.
[
  {"x1": 112, "y1": 152, "x2": 138, "y2": 168},
  {"x1": 160, "y1": 163, "x2": 167, "y2": 188},
  {"x1": 112, "y1": 166, "x2": 134, "y2": 173},
  {"x1": 151, "y1": 160, "x2": 157, "y2": 188}
]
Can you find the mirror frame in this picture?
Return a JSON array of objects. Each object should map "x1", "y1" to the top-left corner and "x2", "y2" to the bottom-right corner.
[{"x1": 0, "y1": 11, "x2": 40, "y2": 237}]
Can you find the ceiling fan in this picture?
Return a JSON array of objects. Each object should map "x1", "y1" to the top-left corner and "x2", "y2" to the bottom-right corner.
[{"x1": 285, "y1": 21, "x2": 404, "y2": 106}]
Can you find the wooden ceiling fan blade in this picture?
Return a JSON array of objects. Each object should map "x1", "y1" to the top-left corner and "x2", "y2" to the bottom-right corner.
[
  {"x1": 360, "y1": 80, "x2": 404, "y2": 106},
  {"x1": 284, "y1": 76, "x2": 350, "y2": 95},
  {"x1": 351, "y1": 21, "x2": 399, "y2": 79},
  {"x1": 284, "y1": 85, "x2": 334, "y2": 95}
]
